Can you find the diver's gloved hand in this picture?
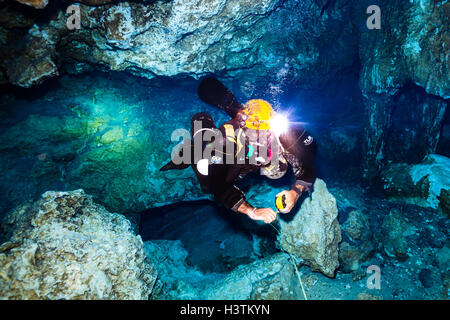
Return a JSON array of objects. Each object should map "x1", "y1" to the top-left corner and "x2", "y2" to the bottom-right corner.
[{"x1": 275, "y1": 190, "x2": 300, "y2": 214}]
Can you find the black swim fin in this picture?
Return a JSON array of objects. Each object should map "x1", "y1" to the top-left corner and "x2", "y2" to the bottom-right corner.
[
  {"x1": 198, "y1": 77, "x2": 242, "y2": 118},
  {"x1": 159, "y1": 160, "x2": 190, "y2": 171}
]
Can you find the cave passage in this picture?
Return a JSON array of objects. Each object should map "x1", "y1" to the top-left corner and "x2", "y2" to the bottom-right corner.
[{"x1": 139, "y1": 200, "x2": 263, "y2": 273}]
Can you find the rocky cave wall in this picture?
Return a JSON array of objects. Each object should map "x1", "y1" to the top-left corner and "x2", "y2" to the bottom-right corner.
[{"x1": 356, "y1": 0, "x2": 449, "y2": 180}]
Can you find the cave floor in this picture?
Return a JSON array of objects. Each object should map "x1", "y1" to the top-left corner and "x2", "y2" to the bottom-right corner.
[{"x1": 139, "y1": 182, "x2": 448, "y2": 300}]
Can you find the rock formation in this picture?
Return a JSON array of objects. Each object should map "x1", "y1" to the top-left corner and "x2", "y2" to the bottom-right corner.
[
  {"x1": 357, "y1": 0, "x2": 449, "y2": 180},
  {"x1": 205, "y1": 253, "x2": 302, "y2": 300},
  {"x1": 338, "y1": 209, "x2": 374, "y2": 273},
  {"x1": 381, "y1": 154, "x2": 450, "y2": 214},
  {"x1": 1, "y1": 0, "x2": 357, "y2": 89},
  {"x1": 0, "y1": 189, "x2": 156, "y2": 299},
  {"x1": 145, "y1": 239, "x2": 302, "y2": 300},
  {"x1": 381, "y1": 208, "x2": 414, "y2": 261},
  {"x1": 278, "y1": 179, "x2": 342, "y2": 278}
]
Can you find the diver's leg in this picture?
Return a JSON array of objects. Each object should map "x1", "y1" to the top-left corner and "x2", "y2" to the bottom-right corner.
[
  {"x1": 198, "y1": 78, "x2": 242, "y2": 118},
  {"x1": 191, "y1": 112, "x2": 217, "y2": 135}
]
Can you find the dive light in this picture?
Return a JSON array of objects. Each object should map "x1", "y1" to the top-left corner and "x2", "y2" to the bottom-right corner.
[
  {"x1": 269, "y1": 113, "x2": 289, "y2": 137},
  {"x1": 275, "y1": 194, "x2": 287, "y2": 212}
]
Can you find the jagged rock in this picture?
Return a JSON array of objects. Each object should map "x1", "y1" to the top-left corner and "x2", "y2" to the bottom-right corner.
[
  {"x1": 339, "y1": 210, "x2": 374, "y2": 273},
  {"x1": 278, "y1": 179, "x2": 342, "y2": 278},
  {"x1": 381, "y1": 208, "x2": 415, "y2": 261},
  {"x1": 381, "y1": 154, "x2": 450, "y2": 211},
  {"x1": 0, "y1": 190, "x2": 156, "y2": 299},
  {"x1": 358, "y1": 0, "x2": 449, "y2": 99},
  {"x1": 382, "y1": 86, "x2": 447, "y2": 163},
  {"x1": 4, "y1": 16, "x2": 66, "y2": 88}
]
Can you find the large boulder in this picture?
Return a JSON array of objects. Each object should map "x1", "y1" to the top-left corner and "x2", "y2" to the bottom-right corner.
[
  {"x1": 278, "y1": 179, "x2": 342, "y2": 278},
  {"x1": 0, "y1": 189, "x2": 156, "y2": 299}
]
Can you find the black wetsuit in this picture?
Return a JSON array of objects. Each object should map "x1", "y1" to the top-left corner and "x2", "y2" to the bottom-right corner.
[{"x1": 189, "y1": 111, "x2": 317, "y2": 212}]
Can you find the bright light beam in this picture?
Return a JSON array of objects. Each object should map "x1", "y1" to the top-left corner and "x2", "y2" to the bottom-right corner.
[{"x1": 270, "y1": 113, "x2": 289, "y2": 137}]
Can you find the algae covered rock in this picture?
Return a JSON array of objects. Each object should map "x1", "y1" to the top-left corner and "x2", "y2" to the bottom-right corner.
[
  {"x1": 278, "y1": 179, "x2": 342, "y2": 278},
  {"x1": 0, "y1": 76, "x2": 207, "y2": 216},
  {"x1": 0, "y1": 190, "x2": 156, "y2": 300}
]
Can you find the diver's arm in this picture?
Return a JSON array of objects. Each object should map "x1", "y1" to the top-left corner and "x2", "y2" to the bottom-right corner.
[
  {"x1": 274, "y1": 127, "x2": 317, "y2": 214},
  {"x1": 280, "y1": 127, "x2": 317, "y2": 194},
  {"x1": 236, "y1": 201, "x2": 277, "y2": 224},
  {"x1": 213, "y1": 184, "x2": 277, "y2": 223}
]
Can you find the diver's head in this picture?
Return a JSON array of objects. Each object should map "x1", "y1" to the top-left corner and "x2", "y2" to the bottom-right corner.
[
  {"x1": 237, "y1": 99, "x2": 289, "y2": 139},
  {"x1": 241, "y1": 99, "x2": 274, "y2": 131}
]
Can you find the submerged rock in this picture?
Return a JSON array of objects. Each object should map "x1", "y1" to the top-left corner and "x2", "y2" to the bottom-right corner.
[
  {"x1": 418, "y1": 268, "x2": 440, "y2": 289},
  {"x1": 144, "y1": 240, "x2": 302, "y2": 300},
  {"x1": 381, "y1": 154, "x2": 450, "y2": 213},
  {"x1": 144, "y1": 240, "x2": 219, "y2": 300},
  {"x1": 0, "y1": 190, "x2": 156, "y2": 300},
  {"x1": 278, "y1": 179, "x2": 342, "y2": 278},
  {"x1": 0, "y1": 76, "x2": 208, "y2": 215},
  {"x1": 205, "y1": 253, "x2": 302, "y2": 300},
  {"x1": 338, "y1": 209, "x2": 374, "y2": 273},
  {"x1": 381, "y1": 208, "x2": 416, "y2": 261}
]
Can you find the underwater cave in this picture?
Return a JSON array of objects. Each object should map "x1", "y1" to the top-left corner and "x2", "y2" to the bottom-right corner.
[{"x1": 0, "y1": 0, "x2": 448, "y2": 302}]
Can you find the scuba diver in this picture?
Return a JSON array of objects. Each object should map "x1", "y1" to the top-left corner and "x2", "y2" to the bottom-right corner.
[{"x1": 160, "y1": 78, "x2": 317, "y2": 224}]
